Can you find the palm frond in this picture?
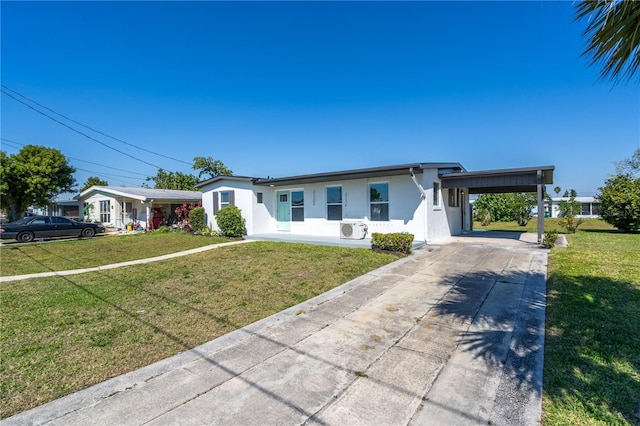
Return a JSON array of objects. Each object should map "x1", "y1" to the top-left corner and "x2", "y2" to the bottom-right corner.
[{"x1": 575, "y1": 0, "x2": 640, "y2": 84}]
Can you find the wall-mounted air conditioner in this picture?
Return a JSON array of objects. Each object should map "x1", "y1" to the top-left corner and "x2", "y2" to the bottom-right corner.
[{"x1": 340, "y1": 221, "x2": 367, "y2": 239}]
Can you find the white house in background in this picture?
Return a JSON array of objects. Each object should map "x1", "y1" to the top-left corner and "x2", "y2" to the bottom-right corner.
[
  {"x1": 549, "y1": 196, "x2": 601, "y2": 219},
  {"x1": 195, "y1": 163, "x2": 555, "y2": 244},
  {"x1": 76, "y1": 186, "x2": 202, "y2": 230}
]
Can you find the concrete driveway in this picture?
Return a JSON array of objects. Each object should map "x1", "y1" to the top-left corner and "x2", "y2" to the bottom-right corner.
[{"x1": 2, "y1": 232, "x2": 547, "y2": 426}]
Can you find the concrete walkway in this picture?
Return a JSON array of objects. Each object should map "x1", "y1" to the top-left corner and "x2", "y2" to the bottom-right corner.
[{"x1": 2, "y1": 233, "x2": 548, "y2": 426}]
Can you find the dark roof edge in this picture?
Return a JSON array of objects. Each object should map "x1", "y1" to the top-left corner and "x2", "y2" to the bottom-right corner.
[
  {"x1": 439, "y1": 165, "x2": 555, "y2": 179},
  {"x1": 254, "y1": 163, "x2": 465, "y2": 186}
]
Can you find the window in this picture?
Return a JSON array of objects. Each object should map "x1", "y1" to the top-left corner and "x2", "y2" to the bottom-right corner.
[
  {"x1": 327, "y1": 186, "x2": 342, "y2": 221},
  {"x1": 51, "y1": 217, "x2": 72, "y2": 224},
  {"x1": 221, "y1": 191, "x2": 230, "y2": 209},
  {"x1": 592, "y1": 203, "x2": 601, "y2": 215},
  {"x1": 257, "y1": 192, "x2": 263, "y2": 204},
  {"x1": 291, "y1": 191, "x2": 304, "y2": 222},
  {"x1": 433, "y1": 182, "x2": 441, "y2": 208},
  {"x1": 99, "y1": 200, "x2": 110, "y2": 223},
  {"x1": 370, "y1": 183, "x2": 389, "y2": 221},
  {"x1": 448, "y1": 188, "x2": 460, "y2": 207},
  {"x1": 580, "y1": 203, "x2": 589, "y2": 215}
]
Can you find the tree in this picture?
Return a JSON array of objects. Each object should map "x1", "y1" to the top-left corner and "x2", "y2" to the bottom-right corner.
[
  {"x1": 193, "y1": 156, "x2": 232, "y2": 179},
  {"x1": 473, "y1": 193, "x2": 537, "y2": 224},
  {"x1": 554, "y1": 186, "x2": 562, "y2": 196},
  {"x1": 80, "y1": 176, "x2": 108, "y2": 192},
  {"x1": 558, "y1": 196, "x2": 584, "y2": 233},
  {"x1": 570, "y1": 189, "x2": 578, "y2": 197},
  {"x1": 597, "y1": 150, "x2": 640, "y2": 231},
  {"x1": 145, "y1": 169, "x2": 199, "y2": 191},
  {"x1": 0, "y1": 145, "x2": 76, "y2": 221},
  {"x1": 575, "y1": 0, "x2": 640, "y2": 83}
]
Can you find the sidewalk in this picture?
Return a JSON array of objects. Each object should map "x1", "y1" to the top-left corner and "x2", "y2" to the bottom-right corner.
[{"x1": 2, "y1": 233, "x2": 547, "y2": 425}]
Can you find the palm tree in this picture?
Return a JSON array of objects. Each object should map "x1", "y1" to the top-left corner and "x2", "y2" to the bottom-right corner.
[
  {"x1": 575, "y1": 0, "x2": 640, "y2": 83},
  {"x1": 554, "y1": 186, "x2": 562, "y2": 196}
]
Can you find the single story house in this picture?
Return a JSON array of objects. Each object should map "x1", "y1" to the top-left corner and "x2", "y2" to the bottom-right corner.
[
  {"x1": 76, "y1": 186, "x2": 202, "y2": 230},
  {"x1": 32, "y1": 199, "x2": 80, "y2": 220},
  {"x1": 548, "y1": 196, "x2": 601, "y2": 219},
  {"x1": 195, "y1": 163, "x2": 555, "y2": 244}
]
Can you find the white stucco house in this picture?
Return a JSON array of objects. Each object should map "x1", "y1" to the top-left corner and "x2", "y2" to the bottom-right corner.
[
  {"x1": 195, "y1": 163, "x2": 555, "y2": 244},
  {"x1": 76, "y1": 186, "x2": 202, "y2": 230},
  {"x1": 549, "y1": 196, "x2": 601, "y2": 219}
]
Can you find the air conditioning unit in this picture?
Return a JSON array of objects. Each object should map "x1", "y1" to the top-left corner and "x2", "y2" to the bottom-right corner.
[{"x1": 340, "y1": 221, "x2": 367, "y2": 239}]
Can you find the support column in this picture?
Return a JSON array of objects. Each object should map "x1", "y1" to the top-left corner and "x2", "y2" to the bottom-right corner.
[{"x1": 537, "y1": 170, "x2": 544, "y2": 243}]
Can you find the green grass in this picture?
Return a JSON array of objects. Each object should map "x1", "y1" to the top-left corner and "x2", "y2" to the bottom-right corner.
[
  {"x1": 473, "y1": 217, "x2": 615, "y2": 233},
  {"x1": 0, "y1": 232, "x2": 231, "y2": 276},
  {"x1": 0, "y1": 241, "x2": 398, "y2": 418},
  {"x1": 542, "y1": 229, "x2": 640, "y2": 425}
]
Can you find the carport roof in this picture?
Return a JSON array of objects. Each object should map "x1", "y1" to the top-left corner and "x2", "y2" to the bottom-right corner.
[
  {"x1": 76, "y1": 186, "x2": 203, "y2": 202},
  {"x1": 440, "y1": 165, "x2": 554, "y2": 194}
]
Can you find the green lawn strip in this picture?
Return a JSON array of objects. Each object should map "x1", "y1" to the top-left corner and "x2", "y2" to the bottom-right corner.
[
  {"x1": 542, "y1": 230, "x2": 640, "y2": 425},
  {"x1": 0, "y1": 232, "x2": 231, "y2": 276},
  {"x1": 0, "y1": 241, "x2": 398, "y2": 418},
  {"x1": 473, "y1": 218, "x2": 614, "y2": 233}
]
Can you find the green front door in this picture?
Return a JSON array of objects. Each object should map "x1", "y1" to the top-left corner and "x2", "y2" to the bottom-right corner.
[{"x1": 276, "y1": 191, "x2": 291, "y2": 231}]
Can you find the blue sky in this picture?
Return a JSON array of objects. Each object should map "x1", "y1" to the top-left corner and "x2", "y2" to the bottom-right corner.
[{"x1": 2, "y1": 1, "x2": 638, "y2": 198}]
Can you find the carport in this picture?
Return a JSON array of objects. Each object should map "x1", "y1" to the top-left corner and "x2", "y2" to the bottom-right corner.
[{"x1": 439, "y1": 165, "x2": 555, "y2": 243}]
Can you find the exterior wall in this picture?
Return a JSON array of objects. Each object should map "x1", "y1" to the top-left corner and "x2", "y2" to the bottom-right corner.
[
  {"x1": 199, "y1": 171, "x2": 464, "y2": 243},
  {"x1": 79, "y1": 192, "x2": 147, "y2": 229}
]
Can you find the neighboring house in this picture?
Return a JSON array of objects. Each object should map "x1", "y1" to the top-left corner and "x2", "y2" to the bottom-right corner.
[
  {"x1": 34, "y1": 199, "x2": 81, "y2": 220},
  {"x1": 549, "y1": 196, "x2": 601, "y2": 219},
  {"x1": 76, "y1": 186, "x2": 202, "y2": 230},
  {"x1": 195, "y1": 163, "x2": 555, "y2": 244}
]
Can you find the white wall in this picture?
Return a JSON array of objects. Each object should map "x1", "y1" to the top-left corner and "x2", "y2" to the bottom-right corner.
[{"x1": 199, "y1": 170, "x2": 464, "y2": 243}]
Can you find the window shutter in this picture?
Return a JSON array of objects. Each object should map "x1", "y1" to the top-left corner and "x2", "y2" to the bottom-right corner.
[
  {"x1": 229, "y1": 190, "x2": 235, "y2": 206},
  {"x1": 212, "y1": 192, "x2": 219, "y2": 214}
]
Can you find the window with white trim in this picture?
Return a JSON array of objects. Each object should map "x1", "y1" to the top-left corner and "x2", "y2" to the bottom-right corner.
[
  {"x1": 327, "y1": 186, "x2": 342, "y2": 221},
  {"x1": 99, "y1": 200, "x2": 110, "y2": 223},
  {"x1": 220, "y1": 191, "x2": 230, "y2": 209},
  {"x1": 370, "y1": 182, "x2": 389, "y2": 221},
  {"x1": 433, "y1": 182, "x2": 441, "y2": 208},
  {"x1": 291, "y1": 191, "x2": 304, "y2": 221}
]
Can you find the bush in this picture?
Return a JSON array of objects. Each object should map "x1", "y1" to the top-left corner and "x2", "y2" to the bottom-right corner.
[
  {"x1": 598, "y1": 174, "x2": 640, "y2": 232},
  {"x1": 542, "y1": 231, "x2": 558, "y2": 248},
  {"x1": 371, "y1": 232, "x2": 414, "y2": 254},
  {"x1": 215, "y1": 205, "x2": 245, "y2": 237},
  {"x1": 558, "y1": 196, "x2": 584, "y2": 233},
  {"x1": 189, "y1": 207, "x2": 205, "y2": 232}
]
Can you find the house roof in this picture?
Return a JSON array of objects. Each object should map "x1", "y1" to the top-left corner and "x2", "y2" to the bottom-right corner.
[
  {"x1": 195, "y1": 163, "x2": 465, "y2": 188},
  {"x1": 76, "y1": 186, "x2": 202, "y2": 202},
  {"x1": 440, "y1": 165, "x2": 555, "y2": 194}
]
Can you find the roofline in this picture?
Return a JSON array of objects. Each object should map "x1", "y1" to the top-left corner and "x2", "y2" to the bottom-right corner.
[
  {"x1": 253, "y1": 163, "x2": 465, "y2": 187},
  {"x1": 75, "y1": 186, "x2": 202, "y2": 202},
  {"x1": 439, "y1": 165, "x2": 555, "y2": 179},
  {"x1": 195, "y1": 175, "x2": 256, "y2": 188}
]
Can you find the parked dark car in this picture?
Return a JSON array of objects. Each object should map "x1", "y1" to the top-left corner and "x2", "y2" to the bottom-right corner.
[{"x1": 0, "y1": 216, "x2": 105, "y2": 243}]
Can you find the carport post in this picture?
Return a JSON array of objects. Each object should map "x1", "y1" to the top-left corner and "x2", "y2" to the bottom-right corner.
[{"x1": 537, "y1": 170, "x2": 544, "y2": 243}]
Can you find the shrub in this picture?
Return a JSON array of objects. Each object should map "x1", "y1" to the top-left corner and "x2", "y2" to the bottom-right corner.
[
  {"x1": 215, "y1": 205, "x2": 244, "y2": 237},
  {"x1": 371, "y1": 232, "x2": 414, "y2": 254},
  {"x1": 542, "y1": 231, "x2": 558, "y2": 248},
  {"x1": 558, "y1": 196, "x2": 584, "y2": 233},
  {"x1": 189, "y1": 207, "x2": 205, "y2": 232}
]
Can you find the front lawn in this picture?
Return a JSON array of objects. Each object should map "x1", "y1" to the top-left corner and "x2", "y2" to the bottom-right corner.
[
  {"x1": 542, "y1": 229, "x2": 640, "y2": 425},
  {"x1": 0, "y1": 232, "x2": 231, "y2": 276},
  {"x1": 0, "y1": 241, "x2": 398, "y2": 418}
]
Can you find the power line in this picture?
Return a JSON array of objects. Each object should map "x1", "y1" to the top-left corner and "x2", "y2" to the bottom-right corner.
[
  {"x1": 1, "y1": 88, "x2": 167, "y2": 169},
  {"x1": 1, "y1": 84, "x2": 192, "y2": 166},
  {"x1": 1, "y1": 138, "x2": 149, "y2": 177}
]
